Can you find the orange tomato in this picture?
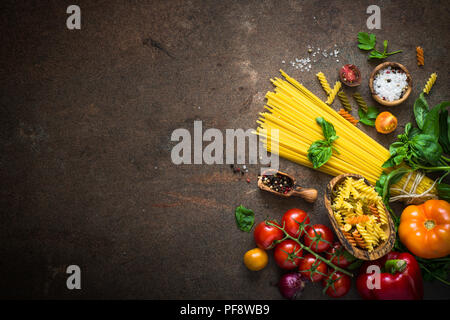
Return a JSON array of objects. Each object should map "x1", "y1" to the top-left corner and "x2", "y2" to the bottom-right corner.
[
  {"x1": 243, "y1": 248, "x2": 268, "y2": 271},
  {"x1": 375, "y1": 111, "x2": 398, "y2": 134},
  {"x1": 399, "y1": 200, "x2": 450, "y2": 259}
]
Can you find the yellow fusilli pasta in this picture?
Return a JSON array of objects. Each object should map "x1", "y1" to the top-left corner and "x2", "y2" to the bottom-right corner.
[
  {"x1": 331, "y1": 177, "x2": 389, "y2": 252},
  {"x1": 325, "y1": 81, "x2": 341, "y2": 105},
  {"x1": 423, "y1": 72, "x2": 437, "y2": 94},
  {"x1": 316, "y1": 72, "x2": 332, "y2": 95}
]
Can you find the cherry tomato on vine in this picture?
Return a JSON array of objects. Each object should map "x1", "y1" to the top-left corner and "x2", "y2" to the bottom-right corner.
[
  {"x1": 298, "y1": 253, "x2": 328, "y2": 282},
  {"x1": 254, "y1": 221, "x2": 284, "y2": 250},
  {"x1": 274, "y1": 240, "x2": 303, "y2": 270},
  {"x1": 243, "y1": 248, "x2": 268, "y2": 271},
  {"x1": 281, "y1": 208, "x2": 310, "y2": 238},
  {"x1": 303, "y1": 224, "x2": 334, "y2": 253},
  {"x1": 325, "y1": 242, "x2": 353, "y2": 268},
  {"x1": 375, "y1": 111, "x2": 398, "y2": 134},
  {"x1": 322, "y1": 270, "x2": 351, "y2": 298}
]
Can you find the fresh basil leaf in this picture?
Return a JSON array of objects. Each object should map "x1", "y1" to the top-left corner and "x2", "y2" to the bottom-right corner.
[
  {"x1": 235, "y1": 205, "x2": 255, "y2": 232},
  {"x1": 422, "y1": 101, "x2": 450, "y2": 140},
  {"x1": 411, "y1": 134, "x2": 443, "y2": 165},
  {"x1": 413, "y1": 93, "x2": 429, "y2": 130},
  {"x1": 382, "y1": 167, "x2": 409, "y2": 200},
  {"x1": 358, "y1": 106, "x2": 379, "y2": 127},
  {"x1": 375, "y1": 172, "x2": 388, "y2": 197},
  {"x1": 383, "y1": 39, "x2": 388, "y2": 53},
  {"x1": 408, "y1": 127, "x2": 421, "y2": 139},
  {"x1": 307, "y1": 142, "x2": 333, "y2": 169},
  {"x1": 347, "y1": 259, "x2": 364, "y2": 271},
  {"x1": 439, "y1": 110, "x2": 450, "y2": 154},
  {"x1": 357, "y1": 32, "x2": 376, "y2": 50},
  {"x1": 437, "y1": 182, "x2": 450, "y2": 202},
  {"x1": 316, "y1": 117, "x2": 337, "y2": 141},
  {"x1": 389, "y1": 141, "x2": 404, "y2": 154},
  {"x1": 359, "y1": 117, "x2": 376, "y2": 127},
  {"x1": 366, "y1": 106, "x2": 380, "y2": 119},
  {"x1": 382, "y1": 156, "x2": 396, "y2": 168}
]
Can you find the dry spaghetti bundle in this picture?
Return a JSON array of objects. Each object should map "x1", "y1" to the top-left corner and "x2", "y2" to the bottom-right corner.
[{"x1": 255, "y1": 70, "x2": 438, "y2": 203}]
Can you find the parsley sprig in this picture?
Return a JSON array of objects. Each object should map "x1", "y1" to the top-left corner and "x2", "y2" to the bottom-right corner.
[{"x1": 357, "y1": 32, "x2": 402, "y2": 60}]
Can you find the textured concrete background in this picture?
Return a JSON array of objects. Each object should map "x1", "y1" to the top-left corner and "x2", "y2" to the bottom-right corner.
[{"x1": 0, "y1": 0, "x2": 449, "y2": 299}]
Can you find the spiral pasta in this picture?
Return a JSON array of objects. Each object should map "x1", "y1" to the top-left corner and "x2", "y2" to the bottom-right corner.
[
  {"x1": 345, "y1": 215, "x2": 370, "y2": 225},
  {"x1": 423, "y1": 72, "x2": 437, "y2": 94},
  {"x1": 416, "y1": 46, "x2": 424, "y2": 66},
  {"x1": 316, "y1": 72, "x2": 332, "y2": 95},
  {"x1": 331, "y1": 177, "x2": 389, "y2": 252},
  {"x1": 337, "y1": 109, "x2": 358, "y2": 126},
  {"x1": 325, "y1": 81, "x2": 341, "y2": 105},
  {"x1": 342, "y1": 228, "x2": 356, "y2": 246},
  {"x1": 352, "y1": 92, "x2": 369, "y2": 113},
  {"x1": 337, "y1": 90, "x2": 352, "y2": 112}
]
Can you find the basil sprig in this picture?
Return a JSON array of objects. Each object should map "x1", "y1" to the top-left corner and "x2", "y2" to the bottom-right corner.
[
  {"x1": 358, "y1": 106, "x2": 379, "y2": 127},
  {"x1": 235, "y1": 205, "x2": 255, "y2": 232},
  {"x1": 307, "y1": 117, "x2": 339, "y2": 168}
]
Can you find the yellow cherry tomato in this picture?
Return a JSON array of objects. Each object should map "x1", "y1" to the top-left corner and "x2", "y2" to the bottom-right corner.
[
  {"x1": 243, "y1": 248, "x2": 268, "y2": 271},
  {"x1": 375, "y1": 111, "x2": 398, "y2": 134}
]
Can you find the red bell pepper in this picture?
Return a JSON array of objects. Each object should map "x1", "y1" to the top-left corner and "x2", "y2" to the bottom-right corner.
[{"x1": 356, "y1": 252, "x2": 423, "y2": 300}]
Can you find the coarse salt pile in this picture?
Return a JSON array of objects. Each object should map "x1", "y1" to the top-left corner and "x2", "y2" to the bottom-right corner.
[{"x1": 373, "y1": 67, "x2": 408, "y2": 101}]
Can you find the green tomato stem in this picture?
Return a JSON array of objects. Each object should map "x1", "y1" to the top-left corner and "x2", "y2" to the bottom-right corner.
[{"x1": 266, "y1": 221, "x2": 353, "y2": 277}]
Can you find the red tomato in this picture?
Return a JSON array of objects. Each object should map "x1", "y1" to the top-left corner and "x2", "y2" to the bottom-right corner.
[
  {"x1": 298, "y1": 254, "x2": 328, "y2": 282},
  {"x1": 325, "y1": 242, "x2": 352, "y2": 268},
  {"x1": 281, "y1": 208, "x2": 310, "y2": 238},
  {"x1": 274, "y1": 240, "x2": 303, "y2": 270},
  {"x1": 375, "y1": 111, "x2": 398, "y2": 134},
  {"x1": 254, "y1": 221, "x2": 284, "y2": 250},
  {"x1": 322, "y1": 270, "x2": 351, "y2": 298},
  {"x1": 303, "y1": 224, "x2": 334, "y2": 253}
]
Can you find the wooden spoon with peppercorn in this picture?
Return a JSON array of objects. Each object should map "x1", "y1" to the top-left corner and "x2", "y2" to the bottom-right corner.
[{"x1": 257, "y1": 170, "x2": 318, "y2": 203}]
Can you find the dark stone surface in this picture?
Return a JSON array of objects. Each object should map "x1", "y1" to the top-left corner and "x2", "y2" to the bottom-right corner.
[{"x1": 0, "y1": 0, "x2": 449, "y2": 299}]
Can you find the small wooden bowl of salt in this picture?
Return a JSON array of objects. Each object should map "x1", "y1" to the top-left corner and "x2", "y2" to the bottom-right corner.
[{"x1": 369, "y1": 62, "x2": 412, "y2": 107}]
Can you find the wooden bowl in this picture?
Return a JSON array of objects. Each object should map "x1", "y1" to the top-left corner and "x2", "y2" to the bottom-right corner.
[
  {"x1": 369, "y1": 62, "x2": 412, "y2": 107},
  {"x1": 324, "y1": 173, "x2": 396, "y2": 261}
]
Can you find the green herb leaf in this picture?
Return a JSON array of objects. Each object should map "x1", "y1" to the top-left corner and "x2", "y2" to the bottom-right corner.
[
  {"x1": 413, "y1": 93, "x2": 429, "y2": 130},
  {"x1": 307, "y1": 140, "x2": 333, "y2": 168},
  {"x1": 347, "y1": 259, "x2": 364, "y2": 271},
  {"x1": 357, "y1": 32, "x2": 376, "y2": 51},
  {"x1": 437, "y1": 182, "x2": 450, "y2": 202},
  {"x1": 316, "y1": 117, "x2": 337, "y2": 141},
  {"x1": 383, "y1": 39, "x2": 388, "y2": 53},
  {"x1": 411, "y1": 134, "x2": 443, "y2": 166},
  {"x1": 422, "y1": 101, "x2": 450, "y2": 140},
  {"x1": 439, "y1": 110, "x2": 450, "y2": 154},
  {"x1": 307, "y1": 118, "x2": 339, "y2": 168},
  {"x1": 368, "y1": 50, "x2": 386, "y2": 59},
  {"x1": 235, "y1": 205, "x2": 255, "y2": 232},
  {"x1": 358, "y1": 106, "x2": 379, "y2": 127}
]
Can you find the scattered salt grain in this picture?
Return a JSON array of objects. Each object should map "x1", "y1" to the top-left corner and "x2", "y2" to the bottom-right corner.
[
  {"x1": 282, "y1": 44, "x2": 341, "y2": 72},
  {"x1": 373, "y1": 67, "x2": 408, "y2": 101}
]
